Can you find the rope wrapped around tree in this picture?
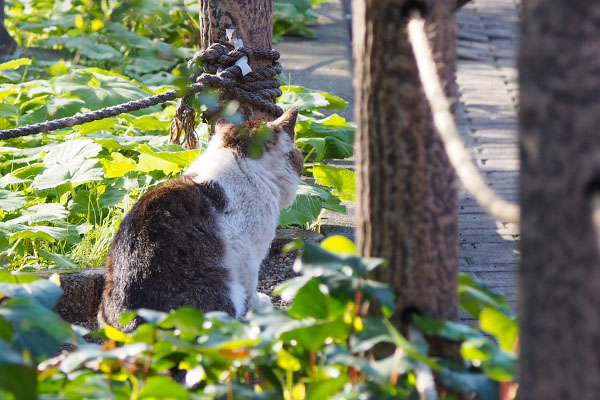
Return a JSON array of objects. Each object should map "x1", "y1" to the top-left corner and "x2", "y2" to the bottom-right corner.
[
  {"x1": 171, "y1": 43, "x2": 283, "y2": 148},
  {"x1": 0, "y1": 43, "x2": 283, "y2": 148}
]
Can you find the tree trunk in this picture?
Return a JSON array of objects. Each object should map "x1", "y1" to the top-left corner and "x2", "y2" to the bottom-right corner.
[
  {"x1": 0, "y1": 0, "x2": 16, "y2": 56},
  {"x1": 352, "y1": 0, "x2": 458, "y2": 329},
  {"x1": 198, "y1": 0, "x2": 275, "y2": 122},
  {"x1": 518, "y1": 1, "x2": 600, "y2": 398}
]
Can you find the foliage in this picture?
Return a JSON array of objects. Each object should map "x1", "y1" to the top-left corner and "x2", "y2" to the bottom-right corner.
[
  {"x1": 0, "y1": 0, "x2": 353, "y2": 270},
  {"x1": 273, "y1": 0, "x2": 331, "y2": 42},
  {"x1": 0, "y1": 236, "x2": 518, "y2": 399}
]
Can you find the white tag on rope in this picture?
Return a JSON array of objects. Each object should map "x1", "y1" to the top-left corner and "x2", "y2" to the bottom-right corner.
[
  {"x1": 224, "y1": 29, "x2": 252, "y2": 76},
  {"x1": 236, "y1": 56, "x2": 252, "y2": 76},
  {"x1": 226, "y1": 29, "x2": 235, "y2": 42}
]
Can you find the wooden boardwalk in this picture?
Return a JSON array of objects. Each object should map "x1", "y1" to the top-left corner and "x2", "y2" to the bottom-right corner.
[{"x1": 456, "y1": 0, "x2": 520, "y2": 310}]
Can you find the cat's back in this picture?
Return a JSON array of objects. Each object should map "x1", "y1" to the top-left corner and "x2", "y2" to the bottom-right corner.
[{"x1": 99, "y1": 174, "x2": 235, "y2": 330}]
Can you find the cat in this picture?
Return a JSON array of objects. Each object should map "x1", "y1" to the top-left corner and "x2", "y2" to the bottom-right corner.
[{"x1": 98, "y1": 109, "x2": 302, "y2": 332}]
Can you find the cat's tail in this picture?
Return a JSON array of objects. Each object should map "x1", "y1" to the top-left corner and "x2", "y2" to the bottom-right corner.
[{"x1": 97, "y1": 298, "x2": 141, "y2": 333}]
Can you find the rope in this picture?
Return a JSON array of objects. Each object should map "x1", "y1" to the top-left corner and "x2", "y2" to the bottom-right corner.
[
  {"x1": 0, "y1": 43, "x2": 283, "y2": 148},
  {"x1": 407, "y1": 13, "x2": 521, "y2": 224}
]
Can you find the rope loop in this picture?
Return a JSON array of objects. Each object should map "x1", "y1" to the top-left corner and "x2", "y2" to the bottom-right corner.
[{"x1": 170, "y1": 43, "x2": 283, "y2": 148}]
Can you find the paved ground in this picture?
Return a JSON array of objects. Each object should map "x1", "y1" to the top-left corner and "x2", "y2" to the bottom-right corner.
[
  {"x1": 456, "y1": 0, "x2": 520, "y2": 310},
  {"x1": 275, "y1": 0, "x2": 521, "y2": 311}
]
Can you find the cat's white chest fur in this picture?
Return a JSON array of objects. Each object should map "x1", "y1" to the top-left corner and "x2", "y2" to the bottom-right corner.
[{"x1": 186, "y1": 110, "x2": 301, "y2": 318}]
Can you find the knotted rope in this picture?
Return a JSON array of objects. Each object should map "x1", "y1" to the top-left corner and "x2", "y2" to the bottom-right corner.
[
  {"x1": 0, "y1": 43, "x2": 283, "y2": 149},
  {"x1": 171, "y1": 43, "x2": 283, "y2": 148}
]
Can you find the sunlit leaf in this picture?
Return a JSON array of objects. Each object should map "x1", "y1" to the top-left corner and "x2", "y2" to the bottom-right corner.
[
  {"x1": 312, "y1": 164, "x2": 355, "y2": 202},
  {"x1": 0, "y1": 58, "x2": 32, "y2": 71},
  {"x1": 0, "y1": 190, "x2": 27, "y2": 212}
]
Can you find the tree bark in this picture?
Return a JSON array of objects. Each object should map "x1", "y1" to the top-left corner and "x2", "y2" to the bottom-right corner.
[
  {"x1": 518, "y1": 1, "x2": 600, "y2": 398},
  {"x1": 198, "y1": 0, "x2": 275, "y2": 122},
  {"x1": 352, "y1": 0, "x2": 458, "y2": 329},
  {"x1": 0, "y1": 0, "x2": 17, "y2": 56}
]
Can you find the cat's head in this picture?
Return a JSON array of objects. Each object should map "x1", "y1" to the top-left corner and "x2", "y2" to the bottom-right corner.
[{"x1": 216, "y1": 108, "x2": 302, "y2": 208}]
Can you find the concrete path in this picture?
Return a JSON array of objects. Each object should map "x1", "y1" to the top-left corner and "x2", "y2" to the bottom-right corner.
[{"x1": 275, "y1": 0, "x2": 521, "y2": 312}]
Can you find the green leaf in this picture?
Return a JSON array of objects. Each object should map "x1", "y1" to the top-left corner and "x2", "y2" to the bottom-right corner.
[
  {"x1": 288, "y1": 279, "x2": 345, "y2": 319},
  {"x1": 279, "y1": 186, "x2": 323, "y2": 227},
  {"x1": 312, "y1": 164, "x2": 355, "y2": 202},
  {"x1": 99, "y1": 184, "x2": 129, "y2": 209},
  {"x1": 479, "y1": 307, "x2": 518, "y2": 352},
  {"x1": 459, "y1": 273, "x2": 514, "y2": 318},
  {"x1": 0, "y1": 271, "x2": 41, "y2": 284},
  {"x1": 362, "y1": 279, "x2": 395, "y2": 315},
  {"x1": 279, "y1": 92, "x2": 330, "y2": 111},
  {"x1": 0, "y1": 190, "x2": 27, "y2": 212},
  {"x1": 18, "y1": 97, "x2": 86, "y2": 125},
  {"x1": 59, "y1": 342, "x2": 149, "y2": 373},
  {"x1": 296, "y1": 114, "x2": 355, "y2": 143},
  {"x1": 52, "y1": 69, "x2": 150, "y2": 112},
  {"x1": 0, "y1": 363, "x2": 37, "y2": 400},
  {"x1": 0, "y1": 297, "x2": 74, "y2": 360},
  {"x1": 4, "y1": 203, "x2": 68, "y2": 226},
  {"x1": 296, "y1": 136, "x2": 353, "y2": 161},
  {"x1": 1, "y1": 223, "x2": 68, "y2": 242},
  {"x1": 138, "y1": 376, "x2": 189, "y2": 400},
  {"x1": 137, "y1": 153, "x2": 180, "y2": 175},
  {"x1": 0, "y1": 277, "x2": 63, "y2": 309},
  {"x1": 101, "y1": 152, "x2": 138, "y2": 178},
  {"x1": 0, "y1": 58, "x2": 32, "y2": 71},
  {"x1": 277, "y1": 347, "x2": 301, "y2": 371},
  {"x1": 321, "y1": 235, "x2": 356, "y2": 255},
  {"x1": 33, "y1": 139, "x2": 104, "y2": 190},
  {"x1": 306, "y1": 376, "x2": 346, "y2": 400},
  {"x1": 37, "y1": 248, "x2": 78, "y2": 270},
  {"x1": 0, "y1": 340, "x2": 23, "y2": 365},
  {"x1": 413, "y1": 315, "x2": 484, "y2": 341},
  {"x1": 69, "y1": 190, "x2": 101, "y2": 217},
  {"x1": 136, "y1": 144, "x2": 200, "y2": 167},
  {"x1": 438, "y1": 369, "x2": 499, "y2": 400},
  {"x1": 160, "y1": 307, "x2": 205, "y2": 337},
  {"x1": 43, "y1": 37, "x2": 123, "y2": 61}
]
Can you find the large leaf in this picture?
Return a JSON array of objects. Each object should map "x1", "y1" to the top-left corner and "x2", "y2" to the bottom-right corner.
[
  {"x1": 279, "y1": 183, "x2": 346, "y2": 227},
  {"x1": 479, "y1": 307, "x2": 518, "y2": 352},
  {"x1": 312, "y1": 164, "x2": 355, "y2": 202},
  {"x1": 136, "y1": 144, "x2": 200, "y2": 167},
  {"x1": 0, "y1": 190, "x2": 27, "y2": 212},
  {"x1": 460, "y1": 337, "x2": 517, "y2": 382},
  {"x1": 279, "y1": 185, "x2": 323, "y2": 227},
  {"x1": 136, "y1": 153, "x2": 180, "y2": 175},
  {"x1": 288, "y1": 279, "x2": 346, "y2": 319},
  {"x1": 101, "y1": 152, "x2": 138, "y2": 179},
  {"x1": 139, "y1": 376, "x2": 189, "y2": 400},
  {"x1": 0, "y1": 58, "x2": 32, "y2": 71},
  {"x1": 0, "y1": 297, "x2": 74, "y2": 360},
  {"x1": 43, "y1": 36, "x2": 123, "y2": 61},
  {"x1": 3, "y1": 203, "x2": 68, "y2": 226},
  {"x1": 32, "y1": 139, "x2": 104, "y2": 190},
  {"x1": 439, "y1": 368, "x2": 499, "y2": 400},
  {"x1": 296, "y1": 136, "x2": 353, "y2": 161},
  {"x1": 0, "y1": 223, "x2": 69, "y2": 242},
  {"x1": 413, "y1": 315, "x2": 483, "y2": 342},
  {"x1": 18, "y1": 97, "x2": 86, "y2": 125},
  {"x1": 459, "y1": 273, "x2": 514, "y2": 318},
  {"x1": 0, "y1": 363, "x2": 37, "y2": 400},
  {"x1": 0, "y1": 276, "x2": 64, "y2": 309},
  {"x1": 51, "y1": 69, "x2": 150, "y2": 112}
]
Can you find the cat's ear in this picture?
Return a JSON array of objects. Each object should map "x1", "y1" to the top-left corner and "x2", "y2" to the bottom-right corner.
[{"x1": 272, "y1": 109, "x2": 298, "y2": 140}]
